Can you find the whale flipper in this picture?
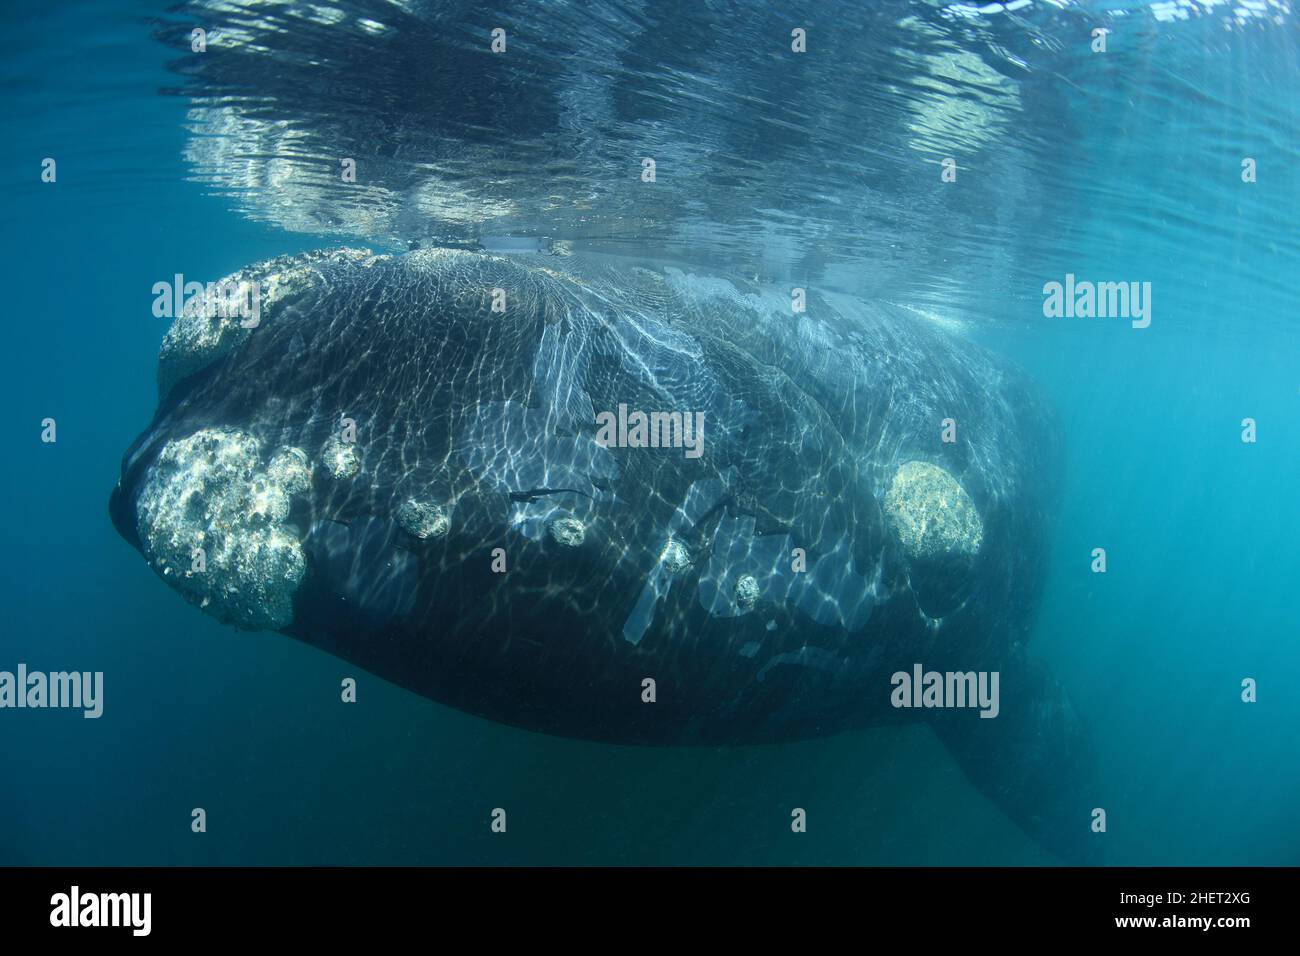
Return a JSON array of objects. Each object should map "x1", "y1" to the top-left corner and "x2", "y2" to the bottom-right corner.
[{"x1": 929, "y1": 649, "x2": 1103, "y2": 865}]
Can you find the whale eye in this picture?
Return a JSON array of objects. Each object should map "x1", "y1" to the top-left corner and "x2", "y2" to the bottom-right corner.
[
  {"x1": 882, "y1": 461, "x2": 984, "y2": 619},
  {"x1": 308, "y1": 517, "x2": 418, "y2": 627}
]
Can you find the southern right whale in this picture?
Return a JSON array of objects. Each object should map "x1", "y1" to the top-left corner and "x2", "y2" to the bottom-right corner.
[{"x1": 109, "y1": 246, "x2": 1097, "y2": 862}]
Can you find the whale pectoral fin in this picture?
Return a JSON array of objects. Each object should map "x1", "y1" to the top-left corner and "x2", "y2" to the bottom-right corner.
[{"x1": 928, "y1": 650, "x2": 1105, "y2": 865}]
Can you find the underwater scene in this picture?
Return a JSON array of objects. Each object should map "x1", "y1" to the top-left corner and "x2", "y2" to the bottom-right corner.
[{"x1": 1, "y1": 0, "x2": 1298, "y2": 869}]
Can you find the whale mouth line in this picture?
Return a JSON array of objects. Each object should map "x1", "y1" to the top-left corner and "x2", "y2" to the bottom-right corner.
[{"x1": 507, "y1": 487, "x2": 593, "y2": 503}]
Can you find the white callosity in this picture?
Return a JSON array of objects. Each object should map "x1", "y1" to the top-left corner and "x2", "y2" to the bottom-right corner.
[
  {"x1": 156, "y1": 248, "x2": 385, "y2": 398},
  {"x1": 883, "y1": 460, "x2": 984, "y2": 560},
  {"x1": 734, "y1": 574, "x2": 760, "y2": 610},
  {"x1": 321, "y1": 433, "x2": 361, "y2": 479},
  {"x1": 136, "y1": 428, "x2": 312, "y2": 631},
  {"x1": 548, "y1": 515, "x2": 586, "y2": 547},
  {"x1": 397, "y1": 499, "x2": 450, "y2": 539},
  {"x1": 660, "y1": 537, "x2": 692, "y2": 573}
]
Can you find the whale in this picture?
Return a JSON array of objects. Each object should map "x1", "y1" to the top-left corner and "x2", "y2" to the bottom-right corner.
[{"x1": 110, "y1": 246, "x2": 1096, "y2": 862}]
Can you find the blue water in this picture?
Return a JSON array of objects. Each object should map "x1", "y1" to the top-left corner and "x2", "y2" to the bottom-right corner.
[{"x1": 2, "y1": 0, "x2": 1298, "y2": 865}]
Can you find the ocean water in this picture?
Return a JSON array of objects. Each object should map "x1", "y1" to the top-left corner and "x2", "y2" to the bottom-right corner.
[{"x1": 1, "y1": 0, "x2": 1298, "y2": 866}]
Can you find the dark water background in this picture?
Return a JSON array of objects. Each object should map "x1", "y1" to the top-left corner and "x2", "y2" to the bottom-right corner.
[{"x1": 2, "y1": 0, "x2": 1298, "y2": 864}]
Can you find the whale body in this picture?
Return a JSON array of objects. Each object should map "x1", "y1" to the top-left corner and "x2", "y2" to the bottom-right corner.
[{"x1": 110, "y1": 247, "x2": 1095, "y2": 860}]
